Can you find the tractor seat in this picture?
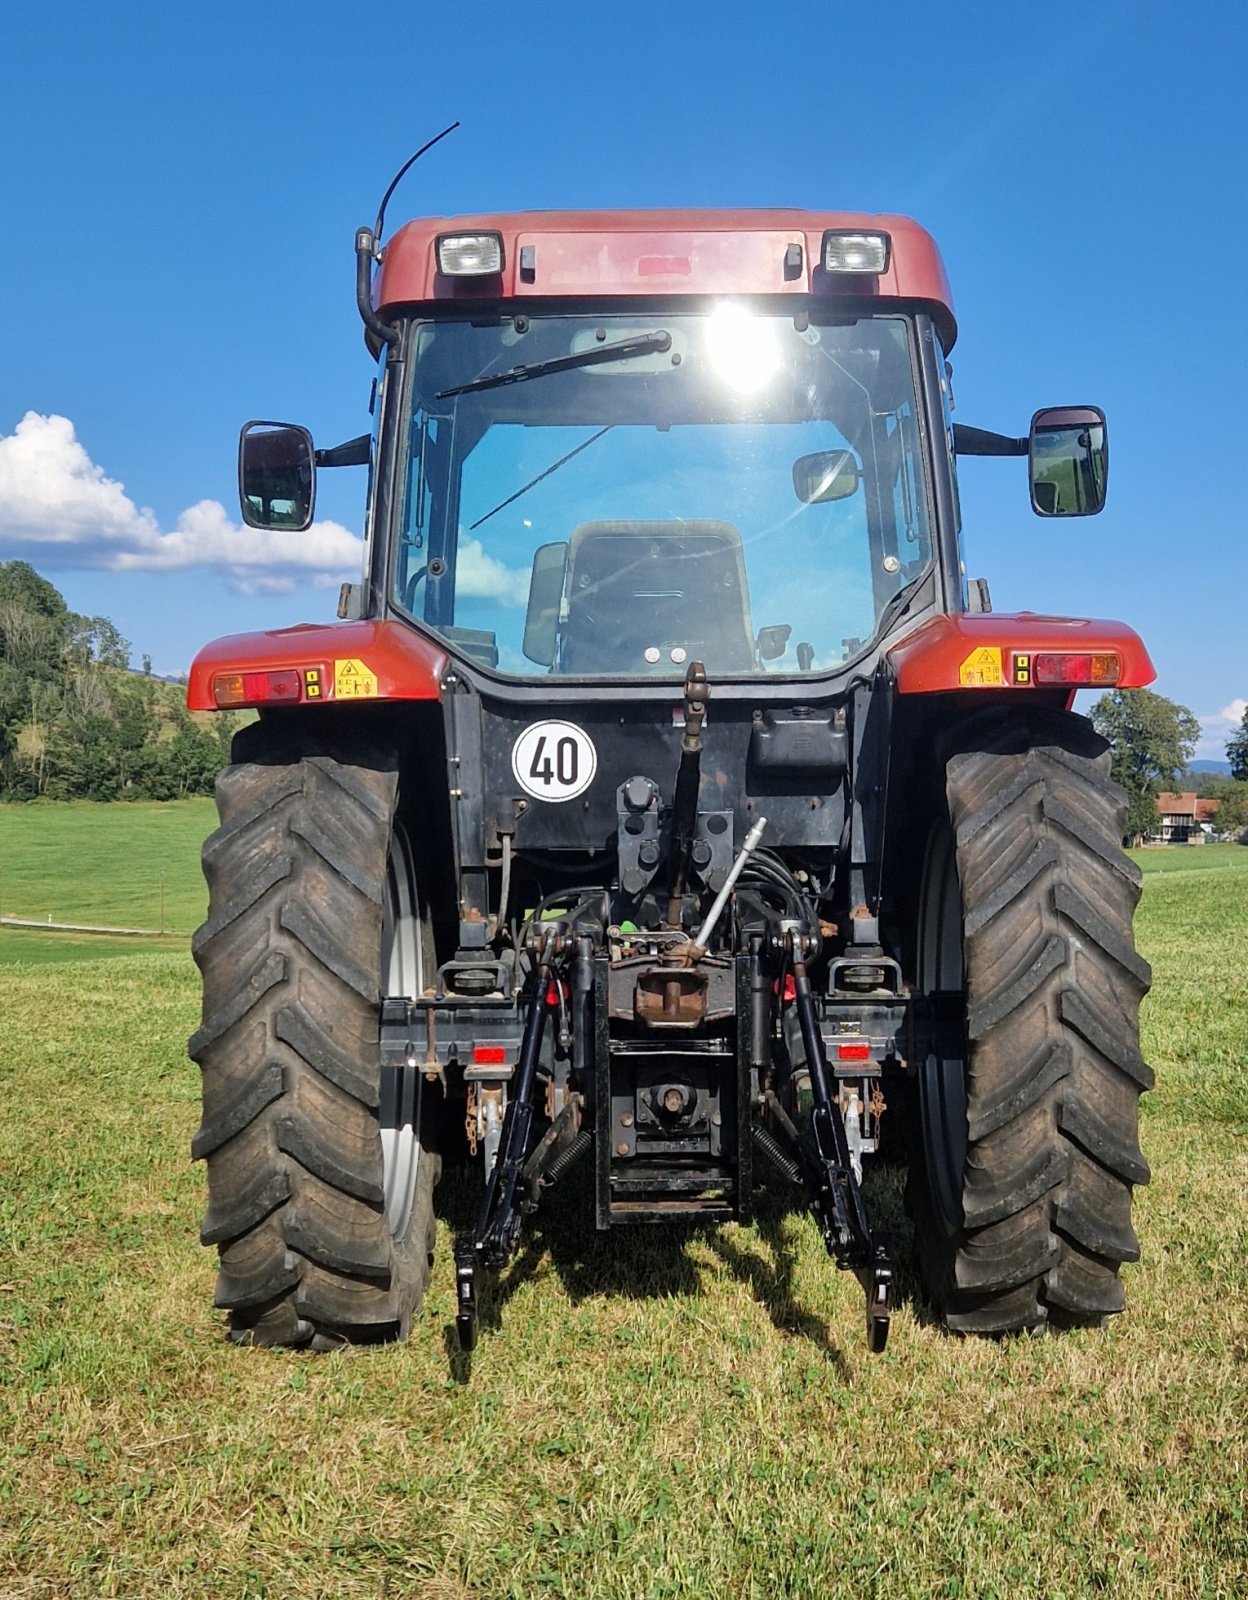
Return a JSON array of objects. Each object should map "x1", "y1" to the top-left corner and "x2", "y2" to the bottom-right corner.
[{"x1": 559, "y1": 520, "x2": 755, "y2": 673}]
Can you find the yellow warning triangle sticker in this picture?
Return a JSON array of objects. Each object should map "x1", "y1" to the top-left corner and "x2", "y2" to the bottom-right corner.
[
  {"x1": 334, "y1": 658, "x2": 379, "y2": 698},
  {"x1": 958, "y1": 646, "x2": 1003, "y2": 687}
]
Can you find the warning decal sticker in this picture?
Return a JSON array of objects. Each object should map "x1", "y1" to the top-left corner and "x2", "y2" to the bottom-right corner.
[
  {"x1": 334, "y1": 658, "x2": 379, "y2": 699},
  {"x1": 512, "y1": 720, "x2": 598, "y2": 803},
  {"x1": 958, "y1": 646, "x2": 1004, "y2": 687}
]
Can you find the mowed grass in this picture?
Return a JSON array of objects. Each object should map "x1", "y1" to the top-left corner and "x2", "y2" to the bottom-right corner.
[
  {"x1": 0, "y1": 799, "x2": 214, "y2": 937},
  {"x1": 0, "y1": 829, "x2": 1245, "y2": 1597}
]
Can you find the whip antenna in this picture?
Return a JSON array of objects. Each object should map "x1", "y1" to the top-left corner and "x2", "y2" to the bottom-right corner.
[{"x1": 373, "y1": 121, "x2": 460, "y2": 245}]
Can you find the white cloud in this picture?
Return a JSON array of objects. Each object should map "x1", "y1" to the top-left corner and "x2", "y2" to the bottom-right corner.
[
  {"x1": 455, "y1": 533, "x2": 530, "y2": 606},
  {"x1": 0, "y1": 412, "x2": 362, "y2": 591},
  {"x1": 1195, "y1": 697, "x2": 1247, "y2": 761}
]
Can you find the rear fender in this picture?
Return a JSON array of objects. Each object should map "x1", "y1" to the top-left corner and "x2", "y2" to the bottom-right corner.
[
  {"x1": 887, "y1": 613, "x2": 1154, "y2": 702},
  {"x1": 187, "y1": 620, "x2": 446, "y2": 712}
]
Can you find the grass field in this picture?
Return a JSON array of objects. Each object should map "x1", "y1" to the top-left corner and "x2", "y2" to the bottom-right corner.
[
  {"x1": 1, "y1": 814, "x2": 1245, "y2": 1598},
  {"x1": 0, "y1": 800, "x2": 214, "y2": 937}
]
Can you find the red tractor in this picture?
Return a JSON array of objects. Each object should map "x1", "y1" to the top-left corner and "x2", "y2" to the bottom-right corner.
[{"x1": 189, "y1": 199, "x2": 1153, "y2": 1354}]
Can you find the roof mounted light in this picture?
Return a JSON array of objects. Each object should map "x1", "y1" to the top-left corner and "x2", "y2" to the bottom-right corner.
[
  {"x1": 436, "y1": 232, "x2": 504, "y2": 276},
  {"x1": 822, "y1": 231, "x2": 890, "y2": 274}
]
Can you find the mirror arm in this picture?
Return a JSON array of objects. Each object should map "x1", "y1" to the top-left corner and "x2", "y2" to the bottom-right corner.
[
  {"x1": 953, "y1": 424, "x2": 1027, "y2": 457},
  {"x1": 315, "y1": 434, "x2": 371, "y2": 468},
  {"x1": 356, "y1": 227, "x2": 400, "y2": 352}
]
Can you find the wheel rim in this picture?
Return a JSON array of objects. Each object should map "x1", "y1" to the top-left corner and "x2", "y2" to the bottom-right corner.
[
  {"x1": 379, "y1": 822, "x2": 425, "y2": 1239},
  {"x1": 916, "y1": 824, "x2": 969, "y2": 1236}
]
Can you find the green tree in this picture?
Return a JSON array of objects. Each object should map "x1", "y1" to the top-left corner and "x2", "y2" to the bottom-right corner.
[
  {"x1": 1089, "y1": 689, "x2": 1201, "y2": 844},
  {"x1": 0, "y1": 560, "x2": 67, "y2": 620},
  {"x1": 1227, "y1": 706, "x2": 1248, "y2": 782},
  {"x1": 139, "y1": 708, "x2": 227, "y2": 800},
  {"x1": 0, "y1": 563, "x2": 70, "y2": 788},
  {"x1": 1207, "y1": 777, "x2": 1248, "y2": 840},
  {"x1": 64, "y1": 613, "x2": 131, "y2": 670}
]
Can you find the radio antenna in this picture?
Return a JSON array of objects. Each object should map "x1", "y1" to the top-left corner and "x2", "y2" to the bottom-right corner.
[{"x1": 373, "y1": 121, "x2": 460, "y2": 245}]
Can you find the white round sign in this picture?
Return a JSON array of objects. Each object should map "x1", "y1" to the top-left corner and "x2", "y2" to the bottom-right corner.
[{"x1": 511, "y1": 720, "x2": 598, "y2": 803}]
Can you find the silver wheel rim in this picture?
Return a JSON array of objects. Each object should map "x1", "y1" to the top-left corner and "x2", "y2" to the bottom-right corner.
[
  {"x1": 379, "y1": 822, "x2": 424, "y2": 1239},
  {"x1": 916, "y1": 824, "x2": 969, "y2": 1236}
]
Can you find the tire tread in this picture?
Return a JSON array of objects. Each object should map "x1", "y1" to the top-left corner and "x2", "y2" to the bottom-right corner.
[
  {"x1": 917, "y1": 704, "x2": 1151, "y2": 1332},
  {"x1": 190, "y1": 737, "x2": 435, "y2": 1347}
]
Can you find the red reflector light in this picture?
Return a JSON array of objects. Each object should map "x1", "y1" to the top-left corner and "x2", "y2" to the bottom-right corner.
[
  {"x1": 471, "y1": 1046, "x2": 507, "y2": 1065},
  {"x1": 213, "y1": 668, "x2": 303, "y2": 707},
  {"x1": 1032, "y1": 652, "x2": 1120, "y2": 686},
  {"x1": 837, "y1": 1042, "x2": 871, "y2": 1061}
]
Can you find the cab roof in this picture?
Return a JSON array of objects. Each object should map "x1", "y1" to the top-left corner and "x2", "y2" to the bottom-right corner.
[{"x1": 375, "y1": 209, "x2": 957, "y2": 347}]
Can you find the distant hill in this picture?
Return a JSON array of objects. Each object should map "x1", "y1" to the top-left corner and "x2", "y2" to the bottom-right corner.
[{"x1": 1188, "y1": 760, "x2": 1232, "y2": 776}]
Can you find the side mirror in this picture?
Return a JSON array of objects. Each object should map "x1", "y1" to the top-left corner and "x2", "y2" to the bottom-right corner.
[
  {"x1": 756, "y1": 623, "x2": 792, "y2": 661},
  {"x1": 522, "y1": 542, "x2": 568, "y2": 666},
  {"x1": 792, "y1": 449, "x2": 860, "y2": 504},
  {"x1": 239, "y1": 421, "x2": 316, "y2": 530},
  {"x1": 1029, "y1": 406, "x2": 1108, "y2": 517}
]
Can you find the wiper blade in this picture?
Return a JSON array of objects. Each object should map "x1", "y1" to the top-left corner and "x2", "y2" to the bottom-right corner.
[{"x1": 436, "y1": 331, "x2": 672, "y2": 399}]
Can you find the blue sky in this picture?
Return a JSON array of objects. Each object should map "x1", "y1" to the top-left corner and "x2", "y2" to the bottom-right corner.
[{"x1": 1, "y1": 0, "x2": 1244, "y2": 757}]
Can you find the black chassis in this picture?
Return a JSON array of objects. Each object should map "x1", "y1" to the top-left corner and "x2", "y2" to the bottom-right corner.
[{"x1": 349, "y1": 308, "x2": 984, "y2": 1352}]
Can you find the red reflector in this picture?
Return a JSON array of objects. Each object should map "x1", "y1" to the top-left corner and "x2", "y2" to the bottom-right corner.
[
  {"x1": 213, "y1": 668, "x2": 302, "y2": 707},
  {"x1": 471, "y1": 1046, "x2": 507, "y2": 1065},
  {"x1": 1032, "y1": 652, "x2": 1120, "y2": 686},
  {"x1": 837, "y1": 1042, "x2": 871, "y2": 1061},
  {"x1": 772, "y1": 975, "x2": 798, "y2": 1003},
  {"x1": 246, "y1": 669, "x2": 302, "y2": 702}
]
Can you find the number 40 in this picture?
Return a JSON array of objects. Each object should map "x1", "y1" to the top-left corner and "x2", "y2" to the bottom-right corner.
[{"x1": 529, "y1": 734, "x2": 579, "y2": 786}]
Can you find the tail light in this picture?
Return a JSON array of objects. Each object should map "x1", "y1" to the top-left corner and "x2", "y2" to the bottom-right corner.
[
  {"x1": 1029, "y1": 652, "x2": 1121, "y2": 686},
  {"x1": 213, "y1": 669, "x2": 305, "y2": 708}
]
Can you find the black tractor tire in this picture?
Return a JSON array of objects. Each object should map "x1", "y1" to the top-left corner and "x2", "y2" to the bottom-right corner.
[
  {"x1": 910, "y1": 704, "x2": 1153, "y2": 1334},
  {"x1": 189, "y1": 723, "x2": 438, "y2": 1347}
]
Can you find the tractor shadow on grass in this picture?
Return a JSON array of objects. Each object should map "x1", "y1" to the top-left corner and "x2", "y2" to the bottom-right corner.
[{"x1": 433, "y1": 1153, "x2": 934, "y2": 1378}]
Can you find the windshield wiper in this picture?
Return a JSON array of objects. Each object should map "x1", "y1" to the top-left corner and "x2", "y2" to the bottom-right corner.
[{"x1": 436, "y1": 330, "x2": 672, "y2": 399}]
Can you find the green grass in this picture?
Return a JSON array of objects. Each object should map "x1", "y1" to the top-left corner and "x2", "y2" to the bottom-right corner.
[
  {"x1": 1128, "y1": 842, "x2": 1248, "y2": 876},
  {"x1": 0, "y1": 928, "x2": 175, "y2": 966},
  {"x1": 1, "y1": 835, "x2": 1246, "y2": 1596},
  {"x1": 0, "y1": 799, "x2": 213, "y2": 936}
]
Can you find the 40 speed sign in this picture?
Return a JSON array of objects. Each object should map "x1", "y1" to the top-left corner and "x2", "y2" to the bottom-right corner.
[{"x1": 511, "y1": 720, "x2": 598, "y2": 803}]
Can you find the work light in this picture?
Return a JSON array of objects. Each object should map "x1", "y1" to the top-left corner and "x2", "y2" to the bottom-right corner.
[
  {"x1": 436, "y1": 232, "x2": 505, "y2": 276},
  {"x1": 822, "y1": 231, "x2": 890, "y2": 274}
]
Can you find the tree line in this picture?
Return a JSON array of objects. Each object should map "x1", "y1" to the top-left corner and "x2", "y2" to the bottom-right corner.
[{"x1": 0, "y1": 560, "x2": 235, "y2": 801}]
